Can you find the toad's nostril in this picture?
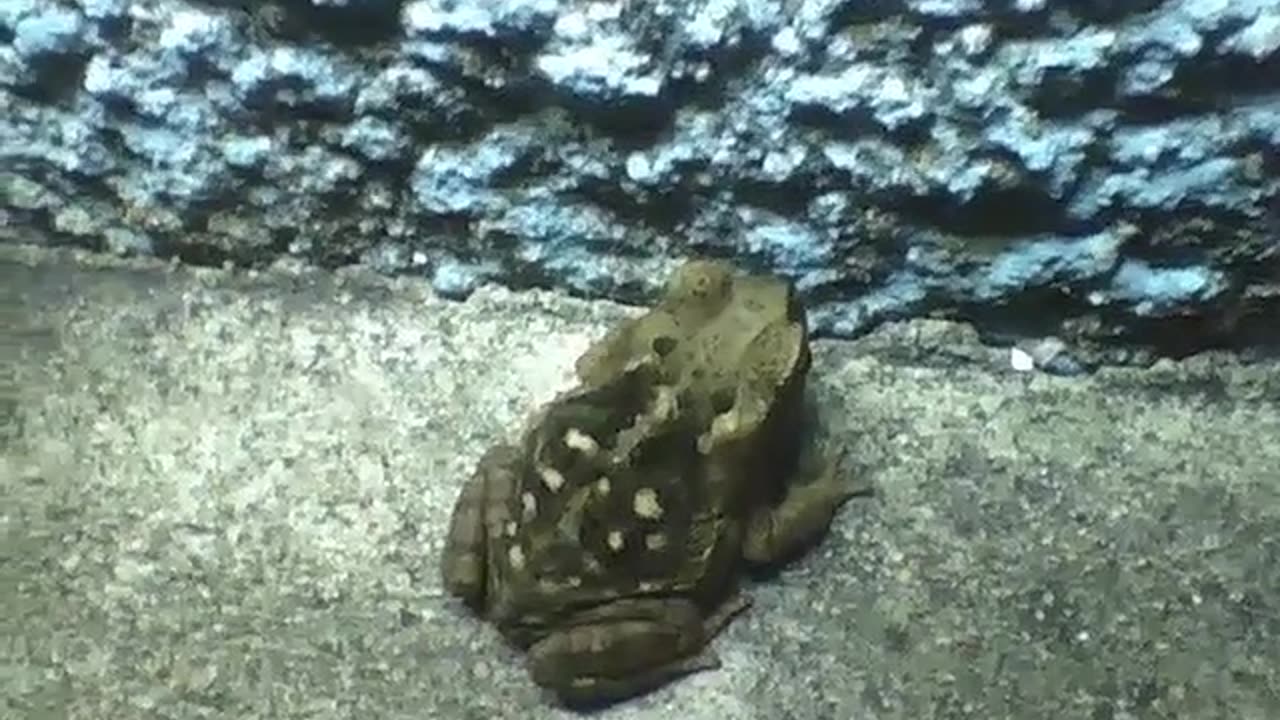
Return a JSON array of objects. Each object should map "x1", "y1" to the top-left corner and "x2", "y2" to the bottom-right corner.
[
  {"x1": 652, "y1": 336, "x2": 677, "y2": 356},
  {"x1": 711, "y1": 388, "x2": 735, "y2": 414}
]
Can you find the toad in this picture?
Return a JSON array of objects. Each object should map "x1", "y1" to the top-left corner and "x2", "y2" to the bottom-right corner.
[{"x1": 440, "y1": 259, "x2": 857, "y2": 705}]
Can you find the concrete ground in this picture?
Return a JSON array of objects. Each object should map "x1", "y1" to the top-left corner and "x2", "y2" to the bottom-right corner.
[{"x1": 3, "y1": 244, "x2": 1278, "y2": 720}]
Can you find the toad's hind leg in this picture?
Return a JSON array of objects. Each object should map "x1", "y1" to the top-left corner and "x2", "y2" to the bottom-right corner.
[
  {"x1": 528, "y1": 595, "x2": 751, "y2": 706},
  {"x1": 742, "y1": 451, "x2": 863, "y2": 565},
  {"x1": 440, "y1": 444, "x2": 522, "y2": 608}
]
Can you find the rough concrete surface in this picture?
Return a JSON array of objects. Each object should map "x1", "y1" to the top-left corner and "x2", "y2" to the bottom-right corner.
[{"x1": 3, "y1": 244, "x2": 1279, "y2": 720}]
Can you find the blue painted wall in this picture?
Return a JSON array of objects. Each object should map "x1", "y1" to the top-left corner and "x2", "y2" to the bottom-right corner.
[{"x1": 3, "y1": 0, "x2": 1278, "y2": 362}]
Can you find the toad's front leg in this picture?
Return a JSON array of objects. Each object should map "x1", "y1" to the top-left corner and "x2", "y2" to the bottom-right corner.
[
  {"x1": 742, "y1": 451, "x2": 863, "y2": 565},
  {"x1": 527, "y1": 595, "x2": 751, "y2": 706}
]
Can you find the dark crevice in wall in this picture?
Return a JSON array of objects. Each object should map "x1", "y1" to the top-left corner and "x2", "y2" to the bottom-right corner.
[
  {"x1": 1115, "y1": 55, "x2": 1280, "y2": 122},
  {"x1": 1028, "y1": 67, "x2": 1120, "y2": 119},
  {"x1": 567, "y1": 182, "x2": 698, "y2": 236},
  {"x1": 89, "y1": 12, "x2": 132, "y2": 44},
  {"x1": 500, "y1": 261, "x2": 577, "y2": 297},
  {"x1": 828, "y1": 0, "x2": 907, "y2": 29},
  {"x1": 399, "y1": 103, "x2": 492, "y2": 146},
  {"x1": 949, "y1": 286, "x2": 1280, "y2": 366},
  {"x1": 944, "y1": 288, "x2": 1081, "y2": 342},
  {"x1": 894, "y1": 185, "x2": 1071, "y2": 239},
  {"x1": 733, "y1": 178, "x2": 821, "y2": 219},
  {"x1": 357, "y1": 157, "x2": 420, "y2": 190},
  {"x1": 1062, "y1": 0, "x2": 1165, "y2": 24},
  {"x1": 1122, "y1": 308, "x2": 1280, "y2": 362},
  {"x1": 8, "y1": 52, "x2": 91, "y2": 106},
  {"x1": 235, "y1": 85, "x2": 357, "y2": 125},
  {"x1": 1113, "y1": 92, "x2": 1218, "y2": 123},
  {"x1": 178, "y1": 56, "x2": 232, "y2": 94},
  {"x1": 150, "y1": 238, "x2": 235, "y2": 268},
  {"x1": 406, "y1": 57, "x2": 675, "y2": 144},
  {"x1": 199, "y1": 0, "x2": 407, "y2": 50},
  {"x1": 474, "y1": 81, "x2": 555, "y2": 127},
  {"x1": 554, "y1": 92, "x2": 679, "y2": 145},
  {"x1": 1174, "y1": 53, "x2": 1280, "y2": 104},
  {"x1": 788, "y1": 103, "x2": 933, "y2": 146},
  {"x1": 266, "y1": 227, "x2": 298, "y2": 257},
  {"x1": 307, "y1": 244, "x2": 363, "y2": 269}
]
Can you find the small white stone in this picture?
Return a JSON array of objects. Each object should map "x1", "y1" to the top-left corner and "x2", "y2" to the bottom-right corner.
[
  {"x1": 607, "y1": 530, "x2": 625, "y2": 551},
  {"x1": 645, "y1": 533, "x2": 667, "y2": 551},
  {"x1": 595, "y1": 477, "x2": 611, "y2": 496},
  {"x1": 521, "y1": 492, "x2": 537, "y2": 520},
  {"x1": 1010, "y1": 347, "x2": 1035, "y2": 372}
]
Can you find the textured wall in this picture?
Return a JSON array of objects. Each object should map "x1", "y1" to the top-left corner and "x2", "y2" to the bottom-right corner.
[{"x1": 2, "y1": 0, "x2": 1278, "y2": 366}]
